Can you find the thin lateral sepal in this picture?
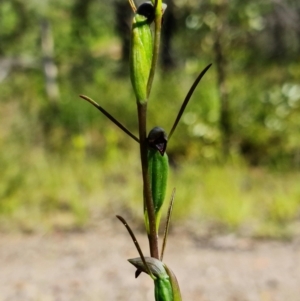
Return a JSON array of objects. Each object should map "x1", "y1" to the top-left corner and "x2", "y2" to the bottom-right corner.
[
  {"x1": 128, "y1": 0, "x2": 137, "y2": 12},
  {"x1": 116, "y1": 215, "x2": 156, "y2": 280},
  {"x1": 168, "y1": 63, "x2": 212, "y2": 140},
  {"x1": 160, "y1": 188, "x2": 176, "y2": 261},
  {"x1": 80, "y1": 95, "x2": 140, "y2": 143},
  {"x1": 146, "y1": 0, "x2": 162, "y2": 98}
]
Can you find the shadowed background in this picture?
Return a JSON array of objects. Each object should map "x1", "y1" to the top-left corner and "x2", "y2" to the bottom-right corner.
[{"x1": 1, "y1": 0, "x2": 300, "y2": 236}]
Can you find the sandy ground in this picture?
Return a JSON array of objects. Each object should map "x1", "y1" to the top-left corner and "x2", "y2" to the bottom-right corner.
[{"x1": 1, "y1": 218, "x2": 300, "y2": 301}]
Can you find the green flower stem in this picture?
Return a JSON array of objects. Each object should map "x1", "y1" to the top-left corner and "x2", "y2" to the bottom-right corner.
[
  {"x1": 147, "y1": 0, "x2": 163, "y2": 98},
  {"x1": 136, "y1": 0, "x2": 164, "y2": 260},
  {"x1": 137, "y1": 102, "x2": 159, "y2": 259}
]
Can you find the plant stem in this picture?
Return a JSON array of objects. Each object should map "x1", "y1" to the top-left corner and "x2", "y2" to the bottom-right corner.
[
  {"x1": 135, "y1": 0, "x2": 163, "y2": 260},
  {"x1": 137, "y1": 102, "x2": 159, "y2": 259}
]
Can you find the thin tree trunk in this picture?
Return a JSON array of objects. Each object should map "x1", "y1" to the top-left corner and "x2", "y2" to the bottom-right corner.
[
  {"x1": 213, "y1": 2, "x2": 231, "y2": 159},
  {"x1": 40, "y1": 19, "x2": 60, "y2": 105},
  {"x1": 161, "y1": 0, "x2": 177, "y2": 71}
]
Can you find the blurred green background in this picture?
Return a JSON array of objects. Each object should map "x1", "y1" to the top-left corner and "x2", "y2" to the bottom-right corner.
[{"x1": 1, "y1": 0, "x2": 300, "y2": 238}]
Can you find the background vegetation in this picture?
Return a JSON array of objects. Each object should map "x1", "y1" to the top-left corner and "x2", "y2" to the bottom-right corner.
[{"x1": 1, "y1": 0, "x2": 300, "y2": 238}]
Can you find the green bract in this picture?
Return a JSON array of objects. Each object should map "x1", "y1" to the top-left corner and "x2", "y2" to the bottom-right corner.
[{"x1": 130, "y1": 12, "x2": 153, "y2": 104}]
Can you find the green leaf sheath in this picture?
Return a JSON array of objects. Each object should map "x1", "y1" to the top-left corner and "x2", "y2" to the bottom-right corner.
[
  {"x1": 164, "y1": 264, "x2": 182, "y2": 301},
  {"x1": 148, "y1": 149, "x2": 169, "y2": 230},
  {"x1": 128, "y1": 257, "x2": 181, "y2": 301},
  {"x1": 130, "y1": 13, "x2": 153, "y2": 104},
  {"x1": 155, "y1": 277, "x2": 173, "y2": 301}
]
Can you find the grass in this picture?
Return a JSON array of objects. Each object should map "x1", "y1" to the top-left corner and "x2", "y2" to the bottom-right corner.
[
  {"x1": 172, "y1": 162, "x2": 300, "y2": 238},
  {"x1": 1, "y1": 129, "x2": 300, "y2": 239}
]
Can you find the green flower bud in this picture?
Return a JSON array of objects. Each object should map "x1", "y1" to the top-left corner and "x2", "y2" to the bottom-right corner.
[
  {"x1": 130, "y1": 7, "x2": 153, "y2": 104},
  {"x1": 144, "y1": 127, "x2": 169, "y2": 233}
]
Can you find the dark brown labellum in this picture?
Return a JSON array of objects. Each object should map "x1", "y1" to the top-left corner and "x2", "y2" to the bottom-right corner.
[
  {"x1": 137, "y1": 2, "x2": 155, "y2": 24},
  {"x1": 147, "y1": 126, "x2": 168, "y2": 156}
]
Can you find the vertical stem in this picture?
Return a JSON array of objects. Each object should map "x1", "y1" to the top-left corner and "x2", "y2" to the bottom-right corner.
[
  {"x1": 136, "y1": 0, "x2": 163, "y2": 260},
  {"x1": 137, "y1": 103, "x2": 159, "y2": 259}
]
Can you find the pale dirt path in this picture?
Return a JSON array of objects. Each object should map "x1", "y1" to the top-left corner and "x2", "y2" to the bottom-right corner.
[{"x1": 0, "y1": 218, "x2": 300, "y2": 301}]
